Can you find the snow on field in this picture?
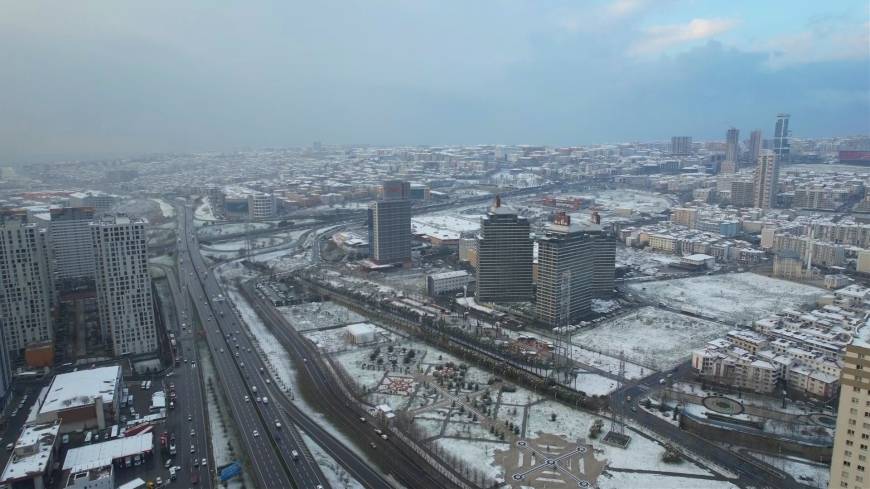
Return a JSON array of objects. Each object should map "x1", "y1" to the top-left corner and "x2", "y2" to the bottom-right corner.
[
  {"x1": 525, "y1": 400, "x2": 712, "y2": 476},
  {"x1": 194, "y1": 197, "x2": 218, "y2": 222},
  {"x1": 572, "y1": 307, "x2": 732, "y2": 369},
  {"x1": 198, "y1": 222, "x2": 272, "y2": 238},
  {"x1": 412, "y1": 215, "x2": 481, "y2": 240},
  {"x1": 747, "y1": 451, "x2": 829, "y2": 487},
  {"x1": 627, "y1": 272, "x2": 823, "y2": 324},
  {"x1": 576, "y1": 189, "x2": 674, "y2": 214},
  {"x1": 300, "y1": 432, "x2": 365, "y2": 489},
  {"x1": 433, "y1": 438, "x2": 509, "y2": 480},
  {"x1": 279, "y1": 301, "x2": 365, "y2": 332},
  {"x1": 521, "y1": 330, "x2": 650, "y2": 378},
  {"x1": 598, "y1": 472, "x2": 738, "y2": 489},
  {"x1": 152, "y1": 198, "x2": 175, "y2": 218},
  {"x1": 617, "y1": 247, "x2": 681, "y2": 276},
  {"x1": 573, "y1": 373, "x2": 619, "y2": 396},
  {"x1": 591, "y1": 299, "x2": 620, "y2": 314}
]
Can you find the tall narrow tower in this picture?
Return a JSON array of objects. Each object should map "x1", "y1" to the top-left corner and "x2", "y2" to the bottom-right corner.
[
  {"x1": 747, "y1": 129, "x2": 762, "y2": 164},
  {"x1": 369, "y1": 180, "x2": 412, "y2": 266},
  {"x1": 476, "y1": 196, "x2": 533, "y2": 303},
  {"x1": 725, "y1": 127, "x2": 740, "y2": 163},
  {"x1": 753, "y1": 150, "x2": 779, "y2": 209},
  {"x1": 773, "y1": 114, "x2": 790, "y2": 163},
  {"x1": 91, "y1": 214, "x2": 157, "y2": 356}
]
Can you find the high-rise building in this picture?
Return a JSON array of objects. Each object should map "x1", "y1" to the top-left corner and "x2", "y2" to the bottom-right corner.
[
  {"x1": 48, "y1": 207, "x2": 97, "y2": 286},
  {"x1": 753, "y1": 150, "x2": 779, "y2": 209},
  {"x1": 725, "y1": 128, "x2": 740, "y2": 163},
  {"x1": 91, "y1": 215, "x2": 157, "y2": 356},
  {"x1": 0, "y1": 322, "x2": 10, "y2": 408},
  {"x1": 0, "y1": 212, "x2": 54, "y2": 356},
  {"x1": 590, "y1": 211, "x2": 616, "y2": 297},
  {"x1": 829, "y1": 342, "x2": 870, "y2": 489},
  {"x1": 536, "y1": 213, "x2": 594, "y2": 327},
  {"x1": 730, "y1": 180, "x2": 756, "y2": 208},
  {"x1": 671, "y1": 136, "x2": 692, "y2": 155},
  {"x1": 68, "y1": 191, "x2": 116, "y2": 214},
  {"x1": 747, "y1": 129, "x2": 762, "y2": 164},
  {"x1": 369, "y1": 181, "x2": 411, "y2": 265},
  {"x1": 247, "y1": 192, "x2": 276, "y2": 220},
  {"x1": 773, "y1": 113, "x2": 790, "y2": 163},
  {"x1": 476, "y1": 196, "x2": 533, "y2": 303}
]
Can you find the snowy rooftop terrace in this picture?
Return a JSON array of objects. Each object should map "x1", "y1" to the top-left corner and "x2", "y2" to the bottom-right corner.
[
  {"x1": 0, "y1": 422, "x2": 60, "y2": 483},
  {"x1": 62, "y1": 433, "x2": 153, "y2": 473},
  {"x1": 40, "y1": 366, "x2": 121, "y2": 415}
]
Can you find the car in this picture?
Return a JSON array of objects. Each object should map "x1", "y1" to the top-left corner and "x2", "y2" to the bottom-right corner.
[
  {"x1": 164, "y1": 458, "x2": 173, "y2": 468},
  {"x1": 201, "y1": 458, "x2": 207, "y2": 467},
  {"x1": 190, "y1": 429, "x2": 195, "y2": 437},
  {"x1": 265, "y1": 379, "x2": 271, "y2": 384},
  {"x1": 381, "y1": 434, "x2": 388, "y2": 440},
  {"x1": 359, "y1": 417, "x2": 367, "y2": 423},
  {"x1": 156, "y1": 477, "x2": 163, "y2": 486},
  {"x1": 193, "y1": 458, "x2": 199, "y2": 467},
  {"x1": 240, "y1": 362, "x2": 244, "y2": 368},
  {"x1": 369, "y1": 442, "x2": 377, "y2": 449},
  {"x1": 373, "y1": 429, "x2": 383, "y2": 435},
  {"x1": 252, "y1": 430, "x2": 259, "y2": 437},
  {"x1": 244, "y1": 395, "x2": 250, "y2": 402},
  {"x1": 235, "y1": 352, "x2": 240, "y2": 357},
  {"x1": 291, "y1": 450, "x2": 299, "y2": 460},
  {"x1": 190, "y1": 445, "x2": 195, "y2": 453},
  {"x1": 275, "y1": 420, "x2": 282, "y2": 429},
  {"x1": 188, "y1": 414, "x2": 192, "y2": 421}
]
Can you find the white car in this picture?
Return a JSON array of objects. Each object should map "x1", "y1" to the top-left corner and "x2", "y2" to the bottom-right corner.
[{"x1": 252, "y1": 430, "x2": 259, "y2": 437}]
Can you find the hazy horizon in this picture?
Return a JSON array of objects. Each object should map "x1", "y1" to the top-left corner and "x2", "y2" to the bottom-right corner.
[{"x1": 2, "y1": 0, "x2": 869, "y2": 164}]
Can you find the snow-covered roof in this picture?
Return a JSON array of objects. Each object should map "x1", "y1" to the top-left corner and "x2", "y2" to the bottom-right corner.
[
  {"x1": 346, "y1": 323, "x2": 377, "y2": 336},
  {"x1": 62, "y1": 433, "x2": 153, "y2": 473},
  {"x1": 40, "y1": 366, "x2": 120, "y2": 415},
  {"x1": 683, "y1": 253, "x2": 714, "y2": 261},
  {"x1": 0, "y1": 422, "x2": 60, "y2": 483},
  {"x1": 429, "y1": 270, "x2": 470, "y2": 280}
]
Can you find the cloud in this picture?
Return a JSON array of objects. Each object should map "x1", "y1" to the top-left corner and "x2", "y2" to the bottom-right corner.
[
  {"x1": 630, "y1": 18, "x2": 738, "y2": 56},
  {"x1": 607, "y1": 0, "x2": 650, "y2": 18},
  {"x1": 762, "y1": 19, "x2": 870, "y2": 68}
]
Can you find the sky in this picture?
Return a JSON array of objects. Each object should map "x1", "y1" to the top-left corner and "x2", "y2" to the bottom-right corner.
[{"x1": 1, "y1": 0, "x2": 868, "y2": 163}]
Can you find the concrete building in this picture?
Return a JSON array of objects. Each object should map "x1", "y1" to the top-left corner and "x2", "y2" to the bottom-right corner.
[
  {"x1": 0, "y1": 212, "x2": 54, "y2": 357},
  {"x1": 67, "y1": 191, "x2": 116, "y2": 214},
  {"x1": 753, "y1": 149, "x2": 779, "y2": 209},
  {"x1": 48, "y1": 207, "x2": 97, "y2": 285},
  {"x1": 476, "y1": 196, "x2": 533, "y2": 303},
  {"x1": 535, "y1": 213, "x2": 595, "y2": 327},
  {"x1": 829, "y1": 342, "x2": 870, "y2": 489},
  {"x1": 671, "y1": 208, "x2": 698, "y2": 228},
  {"x1": 857, "y1": 249, "x2": 870, "y2": 274},
  {"x1": 730, "y1": 180, "x2": 755, "y2": 208},
  {"x1": 91, "y1": 215, "x2": 157, "y2": 356},
  {"x1": 369, "y1": 181, "x2": 412, "y2": 265},
  {"x1": 747, "y1": 129, "x2": 762, "y2": 164},
  {"x1": 427, "y1": 270, "x2": 472, "y2": 297},
  {"x1": 247, "y1": 192, "x2": 276, "y2": 220},
  {"x1": 37, "y1": 366, "x2": 122, "y2": 433},
  {"x1": 671, "y1": 136, "x2": 692, "y2": 155},
  {"x1": 725, "y1": 127, "x2": 740, "y2": 164},
  {"x1": 773, "y1": 113, "x2": 790, "y2": 163},
  {"x1": 0, "y1": 421, "x2": 61, "y2": 489}
]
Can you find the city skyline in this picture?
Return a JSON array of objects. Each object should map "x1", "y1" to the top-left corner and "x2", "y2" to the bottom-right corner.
[{"x1": 0, "y1": 1, "x2": 868, "y2": 162}]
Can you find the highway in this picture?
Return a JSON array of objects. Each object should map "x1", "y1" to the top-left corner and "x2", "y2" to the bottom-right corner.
[
  {"x1": 242, "y1": 282, "x2": 467, "y2": 489},
  {"x1": 157, "y1": 259, "x2": 213, "y2": 489},
  {"x1": 177, "y1": 205, "x2": 327, "y2": 489}
]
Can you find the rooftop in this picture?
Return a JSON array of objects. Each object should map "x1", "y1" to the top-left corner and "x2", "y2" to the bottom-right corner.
[
  {"x1": 62, "y1": 433, "x2": 153, "y2": 473},
  {"x1": 40, "y1": 366, "x2": 120, "y2": 415},
  {"x1": 0, "y1": 422, "x2": 60, "y2": 483}
]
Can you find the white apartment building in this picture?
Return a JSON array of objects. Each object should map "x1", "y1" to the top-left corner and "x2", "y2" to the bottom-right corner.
[
  {"x1": 0, "y1": 215, "x2": 54, "y2": 356},
  {"x1": 247, "y1": 192, "x2": 276, "y2": 220},
  {"x1": 427, "y1": 270, "x2": 472, "y2": 296},
  {"x1": 91, "y1": 215, "x2": 157, "y2": 356}
]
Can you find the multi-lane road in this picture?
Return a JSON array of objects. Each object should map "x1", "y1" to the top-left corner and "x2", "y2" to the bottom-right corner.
[{"x1": 177, "y1": 205, "x2": 328, "y2": 489}]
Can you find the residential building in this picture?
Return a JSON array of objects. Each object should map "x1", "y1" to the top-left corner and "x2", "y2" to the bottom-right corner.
[
  {"x1": 747, "y1": 129, "x2": 762, "y2": 164},
  {"x1": 753, "y1": 149, "x2": 778, "y2": 209},
  {"x1": 829, "y1": 342, "x2": 870, "y2": 489},
  {"x1": 725, "y1": 127, "x2": 740, "y2": 164},
  {"x1": 91, "y1": 215, "x2": 157, "y2": 356},
  {"x1": 67, "y1": 191, "x2": 116, "y2": 214},
  {"x1": 671, "y1": 136, "x2": 692, "y2": 155},
  {"x1": 476, "y1": 196, "x2": 533, "y2": 303},
  {"x1": 730, "y1": 180, "x2": 755, "y2": 208},
  {"x1": 857, "y1": 249, "x2": 870, "y2": 274},
  {"x1": 0, "y1": 212, "x2": 53, "y2": 357},
  {"x1": 247, "y1": 192, "x2": 276, "y2": 220},
  {"x1": 47, "y1": 207, "x2": 97, "y2": 285},
  {"x1": 369, "y1": 181, "x2": 412, "y2": 265}
]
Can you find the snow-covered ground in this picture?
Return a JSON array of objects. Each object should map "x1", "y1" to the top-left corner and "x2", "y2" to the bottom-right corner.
[
  {"x1": 574, "y1": 189, "x2": 674, "y2": 214},
  {"x1": 194, "y1": 197, "x2": 218, "y2": 222},
  {"x1": 617, "y1": 247, "x2": 682, "y2": 276},
  {"x1": 591, "y1": 298, "x2": 620, "y2": 315},
  {"x1": 746, "y1": 450, "x2": 829, "y2": 487},
  {"x1": 411, "y1": 215, "x2": 482, "y2": 240},
  {"x1": 626, "y1": 273, "x2": 824, "y2": 324},
  {"x1": 152, "y1": 198, "x2": 176, "y2": 218},
  {"x1": 198, "y1": 222, "x2": 272, "y2": 239},
  {"x1": 279, "y1": 301, "x2": 365, "y2": 333},
  {"x1": 572, "y1": 307, "x2": 732, "y2": 370},
  {"x1": 598, "y1": 472, "x2": 737, "y2": 489},
  {"x1": 300, "y1": 432, "x2": 364, "y2": 489}
]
